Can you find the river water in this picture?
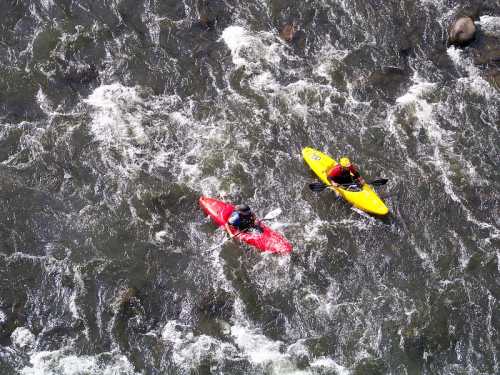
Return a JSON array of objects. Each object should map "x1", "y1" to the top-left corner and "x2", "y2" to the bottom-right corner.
[{"x1": 1, "y1": 1, "x2": 499, "y2": 374}]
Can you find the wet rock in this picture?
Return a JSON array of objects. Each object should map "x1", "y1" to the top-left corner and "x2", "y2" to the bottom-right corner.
[
  {"x1": 279, "y1": 23, "x2": 306, "y2": 50},
  {"x1": 280, "y1": 23, "x2": 296, "y2": 42},
  {"x1": 448, "y1": 17, "x2": 476, "y2": 47},
  {"x1": 198, "y1": 14, "x2": 213, "y2": 29}
]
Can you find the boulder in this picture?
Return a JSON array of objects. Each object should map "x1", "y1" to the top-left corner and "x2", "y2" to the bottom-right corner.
[{"x1": 448, "y1": 17, "x2": 476, "y2": 47}]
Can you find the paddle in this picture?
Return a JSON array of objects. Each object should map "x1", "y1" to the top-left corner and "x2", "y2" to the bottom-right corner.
[
  {"x1": 206, "y1": 208, "x2": 282, "y2": 252},
  {"x1": 308, "y1": 179, "x2": 388, "y2": 192}
]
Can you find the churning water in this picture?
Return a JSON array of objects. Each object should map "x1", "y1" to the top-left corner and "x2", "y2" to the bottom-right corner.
[{"x1": 1, "y1": 0, "x2": 499, "y2": 374}]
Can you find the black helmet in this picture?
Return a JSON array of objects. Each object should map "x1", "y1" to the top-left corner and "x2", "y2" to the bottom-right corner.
[{"x1": 235, "y1": 204, "x2": 251, "y2": 213}]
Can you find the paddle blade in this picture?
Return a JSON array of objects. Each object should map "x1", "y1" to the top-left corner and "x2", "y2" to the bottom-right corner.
[
  {"x1": 308, "y1": 182, "x2": 328, "y2": 192},
  {"x1": 370, "y1": 178, "x2": 388, "y2": 186},
  {"x1": 263, "y1": 208, "x2": 282, "y2": 220},
  {"x1": 206, "y1": 236, "x2": 232, "y2": 252}
]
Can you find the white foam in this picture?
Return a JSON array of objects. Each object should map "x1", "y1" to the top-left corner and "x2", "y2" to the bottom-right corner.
[
  {"x1": 161, "y1": 320, "x2": 237, "y2": 370},
  {"x1": 394, "y1": 67, "x2": 499, "y2": 239},
  {"x1": 303, "y1": 219, "x2": 328, "y2": 243},
  {"x1": 21, "y1": 349, "x2": 136, "y2": 375},
  {"x1": 396, "y1": 73, "x2": 436, "y2": 106},
  {"x1": 36, "y1": 88, "x2": 57, "y2": 117},
  {"x1": 310, "y1": 357, "x2": 350, "y2": 374},
  {"x1": 312, "y1": 44, "x2": 349, "y2": 82},
  {"x1": 478, "y1": 16, "x2": 500, "y2": 37},
  {"x1": 11, "y1": 327, "x2": 36, "y2": 350},
  {"x1": 231, "y1": 324, "x2": 285, "y2": 364},
  {"x1": 69, "y1": 266, "x2": 84, "y2": 321},
  {"x1": 447, "y1": 46, "x2": 481, "y2": 79},
  {"x1": 447, "y1": 46, "x2": 500, "y2": 99},
  {"x1": 220, "y1": 26, "x2": 256, "y2": 67},
  {"x1": 232, "y1": 324, "x2": 315, "y2": 374},
  {"x1": 154, "y1": 230, "x2": 168, "y2": 242},
  {"x1": 40, "y1": 0, "x2": 54, "y2": 11},
  {"x1": 286, "y1": 340, "x2": 310, "y2": 360},
  {"x1": 251, "y1": 72, "x2": 281, "y2": 91},
  {"x1": 220, "y1": 25, "x2": 288, "y2": 72},
  {"x1": 230, "y1": 298, "x2": 343, "y2": 374},
  {"x1": 161, "y1": 320, "x2": 186, "y2": 342},
  {"x1": 85, "y1": 83, "x2": 148, "y2": 147}
]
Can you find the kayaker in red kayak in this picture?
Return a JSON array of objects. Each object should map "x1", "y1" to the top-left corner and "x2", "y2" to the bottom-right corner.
[
  {"x1": 224, "y1": 204, "x2": 260, "y2": 238},
  {"x1": 327, "y1": 157, "x2": 366, "y2": 187}
]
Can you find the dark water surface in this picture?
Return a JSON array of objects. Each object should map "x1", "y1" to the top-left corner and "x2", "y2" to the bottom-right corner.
[{"x1": 1, "y1": 0, "x2": 499, "y2": 374}]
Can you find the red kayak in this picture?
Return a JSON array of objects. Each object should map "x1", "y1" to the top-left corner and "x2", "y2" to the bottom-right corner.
[{"x1": 199, "y1": 196, "x2": 292, "y2": 254}]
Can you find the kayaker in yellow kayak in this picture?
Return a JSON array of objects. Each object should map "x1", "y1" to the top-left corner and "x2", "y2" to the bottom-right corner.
[{"x1": 326, "y1": 157, "x2": 366, "y2": 187}]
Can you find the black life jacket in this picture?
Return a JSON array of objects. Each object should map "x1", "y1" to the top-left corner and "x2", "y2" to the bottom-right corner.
[
  {"x1": 335, "y1": 167, "x2": 355, "y2": 184},
  {"x1": 237, "y1": 212, "x2": 255, "y2": 229}
]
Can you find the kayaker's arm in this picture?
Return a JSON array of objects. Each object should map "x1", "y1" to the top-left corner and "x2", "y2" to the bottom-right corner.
[
  {"x1": 224, "y1": 222, "x2": 237, "y2": 238},
  {"x1": 349, "y1": 164, "x2": 365, "y2": 186},
  {"x1": 327, "y1": 175, "x2": 340, "y2": 187}
]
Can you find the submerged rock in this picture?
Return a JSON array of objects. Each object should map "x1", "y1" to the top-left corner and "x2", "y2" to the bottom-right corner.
[
  {"x1": 448, "y1": 17, "x2": 476, "y2": 47},
  {"x1": 280, "y1": 23, "x2": 297, "y2": 42},
  {"x1": 279, "y1": 23, "x2": 306, "y2": 49}
]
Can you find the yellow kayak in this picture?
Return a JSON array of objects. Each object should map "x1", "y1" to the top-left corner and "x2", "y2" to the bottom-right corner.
[{"x1": 302, "y1": 147, "x2": 389, "y2": 216}]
